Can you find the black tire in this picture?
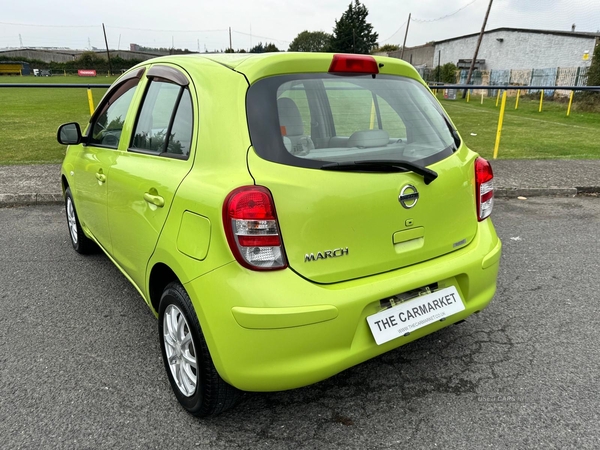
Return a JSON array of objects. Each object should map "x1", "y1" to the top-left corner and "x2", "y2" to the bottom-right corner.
[
  {"x1": 158, "y1": 282, "x2": 241, "y2": 417},
  {"x1": 64, "y1": 187, "x2": 95, "y2": 254}
]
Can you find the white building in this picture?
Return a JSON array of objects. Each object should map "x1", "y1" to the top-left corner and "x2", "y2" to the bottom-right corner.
[{"x1": 432, "y1": 27, "x2": 599, "y2": 71}]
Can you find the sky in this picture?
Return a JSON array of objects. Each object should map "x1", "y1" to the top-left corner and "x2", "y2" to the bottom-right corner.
[{"x1": 1, "y1": 0, "x2": 600, "y2": 52}]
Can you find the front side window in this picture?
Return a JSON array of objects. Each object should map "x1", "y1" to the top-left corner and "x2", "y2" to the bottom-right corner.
[
  {"x1": 247, "y1": 74, "x2": 458, "y2": 169},
  {"x1": 131, "y1": 79, "x2": 193, "y2": 157},
  {"x1": 88, "y1": 79, "x2": 139, "y2": 148}
]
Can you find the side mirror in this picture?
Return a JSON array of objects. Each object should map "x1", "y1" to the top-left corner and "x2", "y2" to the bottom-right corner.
[{"x1": 57, "y1": 122, "x2": 82, "y2": 145}]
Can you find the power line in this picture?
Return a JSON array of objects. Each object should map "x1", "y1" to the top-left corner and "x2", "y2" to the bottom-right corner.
[
  {"x1": 379, "y1": 0, "x2": 481, "y2": 45},
  {"x1": 231, "y1": 30, "x2": 290, "y2": 44},
  {"x1": 412, "y1": 0, "x2": 481, "y2": 23},
  {"x1": 110, "y1": 26, "x2": 229, "y2": 33},
  {"x1": 0, "y1": 21, "x2": 95, "y2": 28},
  {"x1": 380, "y1": 21, "x2": 408, "y2": 43}
]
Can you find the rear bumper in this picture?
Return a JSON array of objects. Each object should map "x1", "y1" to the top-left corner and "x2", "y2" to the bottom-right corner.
[{"x1": 185, "y1": 219, "x2": 501, "y2": 392}]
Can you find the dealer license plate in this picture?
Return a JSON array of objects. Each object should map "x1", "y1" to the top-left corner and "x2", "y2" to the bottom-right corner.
[{"x1": 367, "y1": 286, "x2": 465, "y2": 345}]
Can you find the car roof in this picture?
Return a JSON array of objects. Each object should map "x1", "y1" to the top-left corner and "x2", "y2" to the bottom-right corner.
[{"x1": 145, "y1": 52, "x2": 423, "y2": 85}]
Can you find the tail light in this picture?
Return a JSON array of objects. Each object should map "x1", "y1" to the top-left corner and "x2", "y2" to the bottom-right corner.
[
  {"x1": 475, "y1": 157, "x2": 494, "y2": 221},
  {"x1": 223, "y1": 186, "x2": 288, "y2": 271}
]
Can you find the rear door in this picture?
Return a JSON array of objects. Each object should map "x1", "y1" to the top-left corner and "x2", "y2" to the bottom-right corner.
[
  {"x1": 247, "y1": 74, "x2": 478, "y2": 284},
  {"x1": 107, "y1": 65, "x2": 196, "y2": 290}
]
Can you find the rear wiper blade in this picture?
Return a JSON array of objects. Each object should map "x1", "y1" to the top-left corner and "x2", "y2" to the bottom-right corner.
[
  {"x1": 441, "y1": 114, "x2": 461, "y2": 150},
  {"x1": 321, "y1": 160, "x2": 438, "y2": 185}
]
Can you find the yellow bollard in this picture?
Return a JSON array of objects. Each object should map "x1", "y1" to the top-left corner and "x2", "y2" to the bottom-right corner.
[
  {"x1": 567, "y1": 90, "x2": 574, "y2": 117},
  {"x1": 515, "y1": 89, "x2": 520, "y2": 110},
  {"x1": 467, "y1": 90, "x2": 470, "y2": 102},
  {"x1": 539, "y1": 90, "x2": 544, "y2": 112},
  {"x1": 493, "y1": 91, "x2": 507, "y2": 160},
  {"x1": 87, "y1": 88, "x2": 95, "y2": 115},
  {"x1": 496, "y1": 89, "x2": 501, "y2": 107},
  {"x1": 481, "y1": 92, "x2": 484, "y2": 104}
]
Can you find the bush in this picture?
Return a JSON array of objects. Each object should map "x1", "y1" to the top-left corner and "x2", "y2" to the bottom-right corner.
[
  {"x1": 429, "y1": 63, "x2": 458, "y2": 84},
  {"x1": 573, "y1": 91, "x2": 600, "y2": 113}
]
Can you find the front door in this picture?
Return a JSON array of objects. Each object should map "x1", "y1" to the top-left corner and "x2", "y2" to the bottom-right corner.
[{"x1": 74, "y1": 75, "x2": 142, "y2": 253}]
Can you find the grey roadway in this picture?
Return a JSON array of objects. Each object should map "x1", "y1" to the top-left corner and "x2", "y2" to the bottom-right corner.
[
  {"x1": 1, "y1": 197, "x2": 599, "y2": 449},
  {"x1": 1, "y1": 159, "x2": 600, "y2": 206}
]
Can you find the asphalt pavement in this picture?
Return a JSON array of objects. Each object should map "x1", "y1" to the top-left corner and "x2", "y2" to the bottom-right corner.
[
  {"x1": 1, "y1": 198, "x2": 599, "y2": 448},
  {"x1": 1, "y1": 159, "x2": 600, "y2": 206}
]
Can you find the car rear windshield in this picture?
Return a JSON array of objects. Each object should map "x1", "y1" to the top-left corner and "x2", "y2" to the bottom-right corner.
[{"x1": 247, "y1": 73, "x2": 459, "y2": 169}]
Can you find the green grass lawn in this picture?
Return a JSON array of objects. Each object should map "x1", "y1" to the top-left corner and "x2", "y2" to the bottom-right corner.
[
  {"x1": 0, "y1": 75, "x2": 117, "y2": 165},
  {"x1": 438, "y1": 92, "x2": 600, "y2": 160},
  {"x1": 1, "y1": 77, "x2": 600, "y2": 164}
]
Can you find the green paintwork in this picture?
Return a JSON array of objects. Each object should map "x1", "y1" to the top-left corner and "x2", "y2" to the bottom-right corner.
[
  {"x1": 60, "y1": 52, "x2": 501, "y2": 393},
  {"x1": 247, "y1": 147, "x2": 477, "y2": 284},
  {"x1": 177, "y1": 212, "x2": 211, "y2": 261}
]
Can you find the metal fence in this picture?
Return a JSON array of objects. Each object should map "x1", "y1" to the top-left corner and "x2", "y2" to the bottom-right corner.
[{"x1": 456, "y1": 66, "x2": 591, "y2": 97}]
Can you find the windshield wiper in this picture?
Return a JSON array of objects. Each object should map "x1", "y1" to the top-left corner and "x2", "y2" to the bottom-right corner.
[{"x1": 321, "y1": 160, "x2": 438, "y2": 185}]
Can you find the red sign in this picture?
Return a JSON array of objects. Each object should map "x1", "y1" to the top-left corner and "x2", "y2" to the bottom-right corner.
[{"x1": 78, "y1": 69, "x2": 97, "y2": 77}]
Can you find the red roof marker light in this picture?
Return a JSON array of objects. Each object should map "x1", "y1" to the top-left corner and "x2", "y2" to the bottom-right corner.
[{"x1": 328, "y1": 54, "x2": 379, "y2": 74}]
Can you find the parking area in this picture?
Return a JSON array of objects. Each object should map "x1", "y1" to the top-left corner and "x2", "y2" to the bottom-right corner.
[{"x1": 1, "y1": 197, "x2": 599, "y2": 449}]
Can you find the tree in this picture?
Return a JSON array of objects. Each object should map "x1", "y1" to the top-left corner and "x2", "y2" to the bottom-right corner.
[
  {"x1": 249, "y1": 42, "x2": 264, "y2": 53},
  {"x1": 249, "y1": 42, "x2": 279, "y2": 53},
  {"x1": 328, "y1": 0, "x2": 378, "y2": 54},
  {"x1": 430, "y1": 63, "x2": 458, "y2": 84},
  {"x1": 288, "y1": 31, "x2": 332, "y2": 52},
  {"x1": 587, "y1": 43, "x2": 600, "y2": 88},
  {"x1": 264, "y1": 43, "x2": 280, "y2": 52},
  {"x1": 371, "y1": 44, "x2": 399, "y2": 54}
]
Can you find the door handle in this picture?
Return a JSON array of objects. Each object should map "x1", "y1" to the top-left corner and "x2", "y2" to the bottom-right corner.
[
  {"x1": 95, "y1": 172, "x2": 106, "y2": 183},
  {"x1": 144, "y1": 192, "x2": 165, "y2": 208}
]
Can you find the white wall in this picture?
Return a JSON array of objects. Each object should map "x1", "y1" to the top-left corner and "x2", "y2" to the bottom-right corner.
[{"x1": 434, "y1": 30, "x2": 596, "y2": 70}]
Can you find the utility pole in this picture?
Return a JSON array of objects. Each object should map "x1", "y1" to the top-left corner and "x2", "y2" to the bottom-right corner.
[
  {"x1": 463, "y1": 0, "x2": 493, "y2": 98},
  {"x1": 102, "y1": 23, "x2": 113, "y2": 76},
  {"x1": 229, "y1": 27, "x2": 232, "y2": 51},
  {"x1": 401, "y1": 13, "x2": 411, "y2": 60},
  {"x1": 19, "y1": 34, "x2": 23, "y2": 48}
]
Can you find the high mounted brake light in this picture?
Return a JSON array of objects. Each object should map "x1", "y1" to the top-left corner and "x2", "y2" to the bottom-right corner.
[
  {"x1": 328, "y1": 54, "x2": 380, "y2": 74},
  {"x1": 475, "y1": 157, "x2": 494, "y2": 221},
  {"x1": 223, "y1": 186, "x2": 288, "y2": 271}
]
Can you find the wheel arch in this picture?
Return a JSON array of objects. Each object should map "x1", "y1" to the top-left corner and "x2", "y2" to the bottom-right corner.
[
  {"x1": 61, "y1": 175, "x2": 69, "y2": 195},
  {"x1": 148, "y1": 263, "x2": 180, "y2": 314}
]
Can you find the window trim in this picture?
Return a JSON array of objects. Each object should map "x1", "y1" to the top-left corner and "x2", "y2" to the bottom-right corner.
[
  {"x1": 86, "y1": 67, "x2": 145, "y2": 138},
  {"x1": 81, "y1": 67, "x2": 146, "y2": 150},
  {"x1": 147, "y1": 65, "x2": 189, "y2": 86},
  {"x1": 128, "y1": 75, "x2": 194, "y2": 160}
]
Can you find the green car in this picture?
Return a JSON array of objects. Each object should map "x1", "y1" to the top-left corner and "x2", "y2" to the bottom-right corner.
[{"x1": 57, "y1": 52, "x2": 501, "y2": 416}]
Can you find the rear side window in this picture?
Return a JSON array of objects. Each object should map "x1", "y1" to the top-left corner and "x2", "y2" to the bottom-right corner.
[
  {"x1": 131, "y1": 79, "x2": 193, "y2": 157},
  {"x1": 247, "y1": 74, "x2": 458, "y2": 169}
]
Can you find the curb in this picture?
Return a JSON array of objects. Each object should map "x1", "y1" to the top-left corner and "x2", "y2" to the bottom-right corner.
[
  {"x1": 495, "y1": 187, "x2": 577, "y2": 198},
  {"x1": 495, "y1": 186, "x2": 600, "y2": 198},
  {"x1": 1, "y1": 187, "x2": 599, "y2": 207},
  {"x1": 0, "y1": 193, "x2": 63, "y2": 207}
]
